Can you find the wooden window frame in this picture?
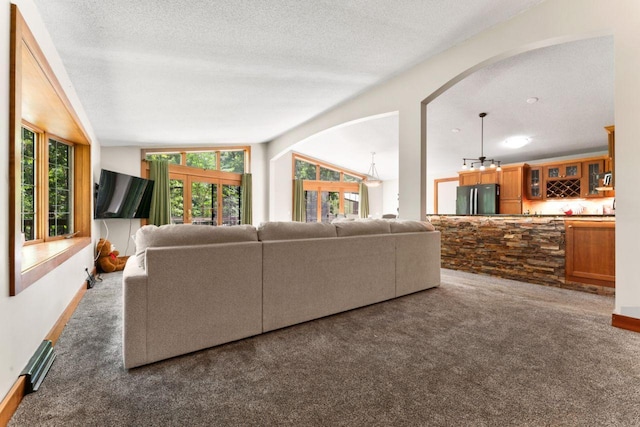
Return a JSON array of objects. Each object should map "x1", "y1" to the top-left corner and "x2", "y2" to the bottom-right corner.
[
  {"x1": 141, "y1": 147, "x2": 250, "y2": 226},
  {"x1": 142, "y1": 146, "x2": 251, "y2": 174},
  {"x1": 9, "y1": 5, "x2": 92, "y2": 296},
  {"x1": 21, "y1": 122, "x2": 77, "y2": 244},
  {"x1": 292, "y1": 153, "x2": 364, "y2": 222}
]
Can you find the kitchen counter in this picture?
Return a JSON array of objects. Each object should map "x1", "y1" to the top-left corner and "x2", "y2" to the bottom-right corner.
[
  {"x1": 428, "y1": 215, "x2": 614, "y2": 295},
  {"x1": 428, "y1": 214, "x2": 615, "y2": 220}
]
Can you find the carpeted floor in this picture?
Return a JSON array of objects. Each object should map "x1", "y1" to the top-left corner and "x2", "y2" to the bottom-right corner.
[{"x1": 9, "y1": 269, "x2": 640, "y2": 426}]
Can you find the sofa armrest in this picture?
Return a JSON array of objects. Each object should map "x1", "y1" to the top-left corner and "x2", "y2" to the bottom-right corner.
[
  {"x1": 395, "y1": 231, "x2": 441, "y2": 296},
  {"x1": 122, "y1": 257, "x2": 149, "y2": 369}
]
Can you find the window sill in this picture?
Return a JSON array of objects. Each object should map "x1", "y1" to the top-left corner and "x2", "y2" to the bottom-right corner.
[{"x1": 21, "y1": 237, "x2": 92, "y2": 287}]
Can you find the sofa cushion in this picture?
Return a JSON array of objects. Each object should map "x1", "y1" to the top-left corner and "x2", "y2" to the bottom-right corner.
[
  {"x1": 334, "y1": 219, "x2": 391, "y2": 237},
  {"x1": 134, "y1": 224, "x2": 258, "y2": 268},
  {"x1": 258, "y1": 221, "x2": 337, "y2": 241},
  {"x1": 389, "y1": 220, "x2": 436, "y2": 233}
]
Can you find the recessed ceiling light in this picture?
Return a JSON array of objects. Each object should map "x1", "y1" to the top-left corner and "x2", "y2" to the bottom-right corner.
[
  {"x1": 504, "y1": 136, "x2": 531, "y2": 148},
  {"x1": 526, "y1": 97, "x2": 539, "y2": 104},
  {"x1": 451, "y1": 128, "x2": 460, "y2": 133}
]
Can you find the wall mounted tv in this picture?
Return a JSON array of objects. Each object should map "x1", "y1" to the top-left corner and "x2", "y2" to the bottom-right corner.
[{"x1": 94, "y1": 169, "x2": 155, "y2": 219}]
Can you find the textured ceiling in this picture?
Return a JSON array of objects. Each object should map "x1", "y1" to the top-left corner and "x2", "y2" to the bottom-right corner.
[
  {"x1": 296, "y1": 36, "x2": 614, "y2": 179},
  {"x1": 32, "y1": 0, "x2": 543, "y2": 147}
]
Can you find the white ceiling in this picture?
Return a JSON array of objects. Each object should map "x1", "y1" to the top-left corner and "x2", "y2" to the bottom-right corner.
[
  {"x1": 33, "y1": 0, "x2": 543, "y2": 147},
  {"x1": 297, "y1": 36, "x2": 614, "y2": 179},
  {"x1": 32, "y1": 1, "x2": 613, "y2": 179}
]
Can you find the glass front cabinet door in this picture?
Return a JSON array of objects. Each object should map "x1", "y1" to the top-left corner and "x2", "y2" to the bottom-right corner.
[
  {"x1": 582, "y1": 159, "x2": 605, "y2": 198},
  {"x1": 527, "y1": 166, "x2": 542, "y2": 199},
  {"x1": 544, "y1": 162, "x2": 582, "y2": 181}
]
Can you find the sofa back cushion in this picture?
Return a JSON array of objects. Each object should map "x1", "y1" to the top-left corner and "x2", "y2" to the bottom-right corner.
[
  {"x1": 134, "y1": 224, "x2": 258, "y2": 268},
  {"x1": 334, "y1": 219, "x2": 391, "y2": 237},
  {"x1": 258, "y1": 221, "x2": 337, "y2": 241},
  {"x1": 389, "y1": 220, "x2": 436, "y2": 233}
]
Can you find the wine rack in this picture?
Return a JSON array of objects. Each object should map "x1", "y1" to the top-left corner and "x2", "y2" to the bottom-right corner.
[{"x1": 546, "y1": 179, "x2": 581, "y2": 198}]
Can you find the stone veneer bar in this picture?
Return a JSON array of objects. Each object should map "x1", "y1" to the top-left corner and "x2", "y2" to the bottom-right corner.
[{"x1": 429, "y1": 215, "x2": 614, "y2": 295}]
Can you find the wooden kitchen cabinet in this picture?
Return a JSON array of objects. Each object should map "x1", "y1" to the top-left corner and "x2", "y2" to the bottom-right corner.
[
  {"x1": 459, "y1": 171, "x2": 480, "y2": 186},
  {"x1": 565, "y1": 221, "x2": 615, "y2": 288},
  {"x1": 606, "y1": 125, "x2": 615, "y2": 188},
  {"x1": 581, "y1": 159, "x2": 605, "y2": 198},
  {"x1": 544, "y1": 162, "x2": 581, "y2": 181},
  {"x1": 526, "y1": 166, "x2": 543, "y2": 200},
  {"x1": 459, "y1": 169, "x2": 498, "y2": 186},
  {"x1": 499, "y1": 165, "x2": 524, "y2": 214}
]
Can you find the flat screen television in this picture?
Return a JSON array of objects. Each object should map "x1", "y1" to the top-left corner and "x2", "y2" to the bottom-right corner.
[{"x1": 94, "y1": 169, "x2": 155, "y2": 219}]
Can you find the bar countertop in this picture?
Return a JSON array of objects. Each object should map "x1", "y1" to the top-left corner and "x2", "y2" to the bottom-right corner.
[{"x1": 427, "y1": 214, "x2": 615, "y2": 221}]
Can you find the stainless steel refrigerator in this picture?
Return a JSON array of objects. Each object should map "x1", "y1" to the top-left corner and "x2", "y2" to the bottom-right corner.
[{"x1": 456, "y1": 184, "x2": 500, "y2": 215}]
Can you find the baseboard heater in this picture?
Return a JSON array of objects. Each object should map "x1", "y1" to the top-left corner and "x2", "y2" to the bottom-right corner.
[{"x1": 21, "y1": 340, "x2": 56, "y2": 393}]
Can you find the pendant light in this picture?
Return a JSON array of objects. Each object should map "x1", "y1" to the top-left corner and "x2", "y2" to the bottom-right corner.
[
  {"x1": 461, "y1": 112, "x2": 501, "y2": 172},
  {"x1": 364, "y1": 152, "x2": 382, "y2": 187}
]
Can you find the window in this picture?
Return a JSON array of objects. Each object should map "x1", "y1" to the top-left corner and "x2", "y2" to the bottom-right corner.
[
  {"x1": 10, "y1": 5, "x2": 92, "y2": 295},
  {"x1": 20, "y1": 126, "x2": 76, "y2": 242},
  {"x1": 293, "y1": 154, "x2": 365, "y2": 222},
  {"x1": 142, "y1": 147, "x2": 249, "y2": 226},
  {"x1": 48, "y1": 138, "x2": 73, "y2": 237},
  {"x1": 21, "y1": 128, "x2": 37, "y2": 241}
]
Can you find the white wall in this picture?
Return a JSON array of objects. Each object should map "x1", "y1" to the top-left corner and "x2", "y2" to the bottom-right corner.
[
  {"x1": 267, "y1": 0, "x2": 640, "y2": 320},
  {"x1": 98, "y1": 147, "x2": 144, "y2": 255},
  {"x1": 435, "y1": 180, "x2": 459, "y2": 215},
  {"x1": 366, "y1": 185, "x2": 384, "y2": 219},
  {"x1": 612, "y1": 0, "x2": 640, "y2": 317},
  {"x1": 382, "y1": 180, "x2": 399, "y2": 217},
  {"x1": 249, "y1": 143, "x2": 268, "y2": 226},
  {"x1": 0, "y1": 0, "x2": 99, "y2": 402},
  {"x1": 270, "y1": 152, "x2": 293, "y2": 222}
]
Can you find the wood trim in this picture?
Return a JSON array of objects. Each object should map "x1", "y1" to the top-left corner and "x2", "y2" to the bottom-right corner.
[
  {"x1": 301, "y1": 180, "x2": 360, "y2": 191},
  {"x1": 0, "y1": 377, "x2": 27, "y2": 427},
  {"x1": 45, "y1": 275, "x2": 91, "y2": 345},
  {"x1": 433, "y1": 177, "x2": 458, "y2": 214},
  {"x1": 10, "y1": 5, "x2": 93, "y2": 295},
  {"x1": 141, "y1": 146, "x2": 252, "y2": 173},
  {"x1": 21, "y1": 238, "x2": 91, "y2": 288},
  {"x1": 292, "y1": 153, "x2": 366, "y2": 180},
  {"x1": 612, "y1": 313, "x2": 640, "y2": 334},
  {"x1": 9, "y1": 4, "x2": 23, "y2": 296},
  {"x1": 0, "y1": 277, "x2": 88, "y2": 425},
  {"x1": 18, "y1": 13, "x2": 91, "y2": 145}
]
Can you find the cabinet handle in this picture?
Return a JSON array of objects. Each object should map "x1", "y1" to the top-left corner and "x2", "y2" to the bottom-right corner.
[{"x1": 568, "y1": 225, "x2": 573, "y2": 228}]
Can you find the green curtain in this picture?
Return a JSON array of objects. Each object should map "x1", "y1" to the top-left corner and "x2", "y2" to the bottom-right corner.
[
  {"x1": 241, "y1": 173, "x2": 253, "y2": 225},
  {"x1": 293, "y1": 179, "x2": 306, "y2": 222},
  {"x1": 148, "y1": 160, "x2": 171, "y2": 226},
  {"x1": 359, "y1": 183, "x2": 370, "y2": 219}
]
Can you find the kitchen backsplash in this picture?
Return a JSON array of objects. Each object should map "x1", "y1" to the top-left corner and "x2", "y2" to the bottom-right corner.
[{"x1": 524, "y1": 197, "x2": 615, "y2": 215}]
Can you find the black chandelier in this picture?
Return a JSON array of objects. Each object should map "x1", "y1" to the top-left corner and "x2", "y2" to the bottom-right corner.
[{"x1": 461, "y1": 112, "x2": 501, "y2": 171}]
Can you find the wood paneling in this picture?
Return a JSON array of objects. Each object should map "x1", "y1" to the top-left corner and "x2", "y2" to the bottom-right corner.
[{"x1": 9, "y1": 5, "x2": 93, "y2": 295}]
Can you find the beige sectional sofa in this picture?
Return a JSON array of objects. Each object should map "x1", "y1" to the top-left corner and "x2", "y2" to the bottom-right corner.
[{"x1": 122, "y1": 219, "x2": 440, "y2": 368}]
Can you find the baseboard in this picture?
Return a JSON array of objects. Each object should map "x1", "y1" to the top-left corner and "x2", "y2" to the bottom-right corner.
[
  {"x1": 612, "y1": 313, "x2": 640, "y2": 333},
  {"x1": 0, "y1": 272, "x2": 91, "y2": 427},
  {"x1": 0, "y1": 377, "x2": 26, "y2": 427},
  {"x1": 46, "y1": 268, "x2": 92, "y2": 345}
]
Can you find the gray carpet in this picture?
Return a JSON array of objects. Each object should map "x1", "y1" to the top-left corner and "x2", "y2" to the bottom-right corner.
[{"x1": 9, "y1": 269, "x2": 640, "y2": 426}]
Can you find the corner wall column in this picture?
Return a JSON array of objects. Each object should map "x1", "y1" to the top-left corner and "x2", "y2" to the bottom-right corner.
[{"x1": 398, "y1": 102, "x2": 426, "y2": 220}]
